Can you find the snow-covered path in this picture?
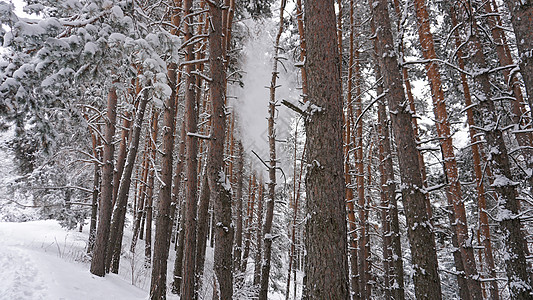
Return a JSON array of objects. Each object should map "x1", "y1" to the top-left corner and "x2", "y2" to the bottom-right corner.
[{"x1": 0, "y1": 221, "x2": 147, "y2": 300}]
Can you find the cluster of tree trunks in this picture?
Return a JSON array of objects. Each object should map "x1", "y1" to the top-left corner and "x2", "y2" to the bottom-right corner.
[{"x1": 82, "y1": 0, "x2": 533, "y2": 299}]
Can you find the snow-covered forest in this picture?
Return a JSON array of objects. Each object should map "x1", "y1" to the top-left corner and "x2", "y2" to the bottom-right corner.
[{"x1": 1, "y1": 0, "x2": 533, "y2": 299}]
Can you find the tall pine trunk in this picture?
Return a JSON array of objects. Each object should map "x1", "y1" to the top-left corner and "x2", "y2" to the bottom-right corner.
[
  {"x1": 303, "y1": 0, "x2": 350, "y2": 298},
  {"x1": 207, "y1": 1, "x2": 233, "y2": 298},
  {"x1": 180, "y1": 0, "x2": 200, "y2": 296},
  {"x1": 370, "y1": 0, "x2": 442, "y2": 298}
]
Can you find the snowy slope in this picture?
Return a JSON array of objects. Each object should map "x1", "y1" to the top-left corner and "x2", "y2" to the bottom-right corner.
[{"x1": 0, "y1": 220, "x2": 147, "y2": 300}]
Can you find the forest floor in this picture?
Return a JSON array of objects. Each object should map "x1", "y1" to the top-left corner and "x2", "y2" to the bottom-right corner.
[{"x1": 0, "y1": 220, "x2": 149, "y2": 300}]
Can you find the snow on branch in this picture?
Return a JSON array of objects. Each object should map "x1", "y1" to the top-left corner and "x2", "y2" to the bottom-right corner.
[{"x1": 187, "y1": 132, "x2": 211, "y2": 140}]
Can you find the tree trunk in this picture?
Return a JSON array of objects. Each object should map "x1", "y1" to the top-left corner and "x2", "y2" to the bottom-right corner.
[
  {"x1": 370, "y1": 0, "x2": 442, "y2": 298},
  {"x1": 207, "y1": 2, "x2": 233, "y2": 299},
  {"x1": 180, "y1": 0, "x2": 200, "y2": 297},
  {"x1": 463, "y1": 3, "x2": 533, "y2": 298},
  {"x1": 303, "y1": 0, "x2": 349, "y2": 298},
  {"x1": 90, "y1": 84, "x2": 118, "y2": 277},
  {"x1": 145, "y1": 108, "x2": 160, "y2": 267},
  {"x1": 112, "y1": 110, "x2": 132, "y2": 207},
  {"x1": 377, "y1": 84, "x2": 406, "y2": 300},
  {"x1": 484, "y1": 0, "x2": 533, "y2": 190},
  {"x1": 411, "y1": 1, "x2": 483, "y2": 298},
  {"x1": 170, "y1": 124, "x2": 187, "y2": 295},
  {"x1": 131, "y1": 138, "x2": 150, "y2": 252},
  {"x1": 450, "y1": 6, "x2": 500, "y2": 299},
  {"x1": 195, "y1": 170, "x2": 210, "y2": 286},
  {"x1": 87, "y1": 130, "x2": 101, "y2": 254},
  {"x1": 391, "y1": 0, "x2": 433, "y2": 222},
  {"x1": 88, "y1": 157, "x2": 100, "y2": 254},
  {"x1": 254, "y1": 182, "x2": 264, "y2": 287},
  {"x1": 259, "y1": 1, "x2": 286, "y2": 297},
  {"x1": 106, "y1": 85, "x2": 149, "y2": 274},
  {"x1": 233, "y1": 141, "x2": 244, "y2": 272},
  {"x1": 241, "y1": 174, "x2": 255, "y2": 273},
  {"x1": 150, "y1": 55, "x2": 178, "y2": 298}
]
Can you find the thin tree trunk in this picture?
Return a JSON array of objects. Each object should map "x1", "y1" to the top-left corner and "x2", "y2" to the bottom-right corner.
[
  {"x1": 375, "y1": 61, "x2": 391, "y2": 300},
  {"x1": 285, "y1": 129, "x2": 304, "y2": 300},
  {"x1": 371, "y1": 0, "x2": 442, "y2": 298},
  {"x1": 112, "y1": 110, "x2": 132, "y2": 207},
  {"x1": 88, "y1": 156, "x2": 100, "y2": 254},
  {"x1": 233, "y1": 141, "x2": 245, "y2": 272},
  {"x1": 90, "y1": 84, "x2": 118, "y2": 277},
  {"x1": 145, "y1": 108, "x2": 160, "y2": 267},
  {"x1": 241, "y1": 174, "x2": 256, "y2": 273},
  {"x1": 254, "y1": 182, "x2": 264, "y2": 287},
  {"x1": 377, "y1": 81, "x2": 406, "y2": 300},
  {"x1": 131, "y1": 137, "x2": 150, "y2": 252},
  {"x1": 295, "y1": 0, "x2": 308, "y2": 97},
  {"x1": 484, "y1": 0, "x2": 533, "y2": 189},
  {"x1": 346, "y1": 2, "x2": 361, "y2": 296},
  {"x1": 259, "y1": 1, "x2": 286, "y2": 298},
  {"x1": 87, "y1": 128, "x2": 101, "y2": 254},
  {"x1": 303, "y1": 0, "x2": 349, "y2": 298},
  {"x1": 170, "y1": 124, "x2": 187, "y2": 295}
]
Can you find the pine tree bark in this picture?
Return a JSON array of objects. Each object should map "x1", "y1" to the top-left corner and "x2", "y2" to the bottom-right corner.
[
  {"x1": 207, "y1": 2, "x2": 233, "y2": 299},
  {"x1": 106, "y1": 85, "x2": 149, "y2": 273},
  {"x1": 180, "y1": 0, "x2": 200, "y2": 296},
  {"x1": 484, "y1": 1, "x2": 533, "y2": 190},
  {"x1": 195, "y1": 171, "x2": 210, "y2": 285},
  {"x1": 150, "y1": 54, "x2": 178, "y2": 298},
  {"x1": 233, "y1": 141, "x2": 244, "y2": 272},
  {"x1": 130, "y1": 137, "x2": 150, "y2": 252},
  {"x1": 370, "y1": 0, "x2": 442, "y2": 298},
  {"x1": 241, "y1": 174, "x2": 256, "y2": 273},
  {"x1": 144, "y1": 108, "x2": 160, "y2": 267},
  {"x1": 112, "y1": 110, "x2": 132, "y2": 207},
  {"x1": 90, "y1": 84, "x2": 118, "y2": 277},
  {"x1": 346, "y1": 2, "x2": 361, "y2": 296},
  {"x1": 391, "y1": 0, "x2": 433, "y2": 222},
  {"x1": 87, "y1": 127, "x2": 101, "y2": 254},
  {"x1": 254, "y1": 183, "x2": 264, "y2": 287},
  {"x1": 377, "y1": 87, "x2": 406, "y2": 300},
  {"x1": 171, "y1": 124, "x2": 187, "y2": 295},
  {"x1": 303, "y1": 0, "x2": 349, "y2": 298}
]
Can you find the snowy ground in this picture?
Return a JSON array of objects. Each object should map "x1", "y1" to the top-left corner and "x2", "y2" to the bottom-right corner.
[
  {"x1": 0, "y1": 219, "x2": 293, "y2": 300},
  {"x1": 0, "y1": 220, "x2": 147, "y2": 300}
]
